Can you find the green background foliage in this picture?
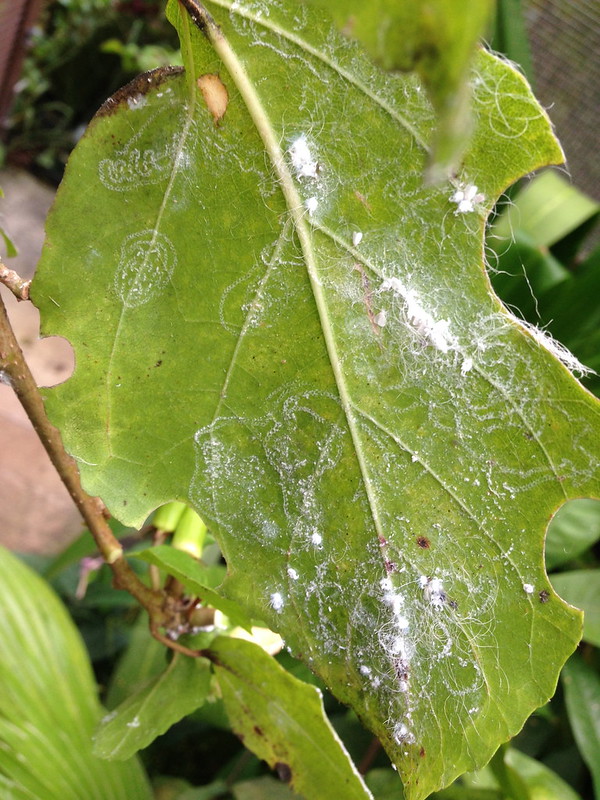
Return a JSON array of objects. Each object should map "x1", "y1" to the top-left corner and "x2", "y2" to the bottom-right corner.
[{"x1": 0, "y1": 547, "x2": 151, "y2": 799}]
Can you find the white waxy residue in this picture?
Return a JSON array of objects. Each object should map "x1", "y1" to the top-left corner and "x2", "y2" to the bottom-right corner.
[
  {"x1": 289, "y1": 135, "x2": 318, "y2": 179},
  {"x1": 461, "y1": 356, "x2": 474, "y2": 375},
  {"x1": 519, "y1": 318, "x2": 593, "y2": 377},
  {"x1": 352, "y1": 230, "x2": 363, "y2": 246},
  {"x1": 374, "y1": 309, "x2": 387, "y2": 328},
  {"x1": 393, "y1": 722, "x2": 416, "y2": 745},
  {"x1": 420, "y1": 575, "x2": 447, "y2": 608},
  {"x1": 127, "y1": 94, "x2": 147, "y2": 111},
  {"x1": 381, "y1": 277, "x2": 457, "y2": 353},
  {"x1": 450, "y1": 183, "x2": 484, "y2": 214},
  {"x1": 305, "y1": 196, "x2": 318, "y2": 215},
  {"x1": 270, "y1": 592, "x2": 284, "y2": 612}
]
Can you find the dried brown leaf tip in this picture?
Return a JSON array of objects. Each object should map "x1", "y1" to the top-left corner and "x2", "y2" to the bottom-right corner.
[{"x1": 197, "y1": 73, "x2": 229, "y2": 124}]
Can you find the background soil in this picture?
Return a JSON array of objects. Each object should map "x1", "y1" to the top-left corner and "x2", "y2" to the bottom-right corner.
[{"x1": 0, "y1": 166, "x2": 81, "y2": 554}]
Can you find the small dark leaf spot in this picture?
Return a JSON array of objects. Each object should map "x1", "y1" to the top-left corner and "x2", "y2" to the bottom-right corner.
[
  {"x1": 539, "y1": 590, "x2": 550, "y2": 603},
  {"x1": 155, "y1": 360, "x2": 163, "y2": 367},
  {"x1": 253, "y1": 725, "x2": 263, "y2": 737},
  {"x1": 275, "y1": 762, "x2": 292, "y2": 784},
  {"x1": 416, "y1": 536, "x2": 430, "y2": 549},
  {"x1": 419, "y1": 747, "x2": 426, "y2": 758}
]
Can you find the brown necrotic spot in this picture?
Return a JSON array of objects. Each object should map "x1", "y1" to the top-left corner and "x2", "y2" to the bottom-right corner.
[
  {"x1": 539, "y1": 590, "x2": 550, "y2": 603},
  {"x1": 197, "y1": 73, "x2": 229, "y2": 124},
  {"x1": 96, "y1": 66, "x2": 184, "y2": 118},
  {"x1": 416, "y1": 536, "x2": 430, "y2": 549},
  {"x1": 275, "y1": 762, "x2": 292, "y2": 784}
]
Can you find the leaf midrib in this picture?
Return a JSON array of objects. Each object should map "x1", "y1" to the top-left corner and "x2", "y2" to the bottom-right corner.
[
  {"x1": 186, "y1": 2, "x2": 568, "y2": 572},
  {"x1": 192, "y1": 5, "x2": 388, "y2": 547},
  {"x1": 207, "y1": 0, "x2": 430, "y2": 152}
]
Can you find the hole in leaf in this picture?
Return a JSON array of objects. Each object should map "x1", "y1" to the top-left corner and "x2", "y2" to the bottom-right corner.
[
  {"x1": 545, "y1": 498, "x2": 600, "y2": 572},
  {"x1": 32, "y1": 335, "x2": 75, "y2": 388},
  {"x1": 0, "y1": 287, "x2": 75, "y2": 388}
]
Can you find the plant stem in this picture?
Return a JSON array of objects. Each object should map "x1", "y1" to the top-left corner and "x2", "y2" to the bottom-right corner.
[
  {"x1": 0, "y1": 261, "x2": 30, "y2": 301},
  {"x1": 358, "y1": 737, "x2": 382, "y2": 775},
  {"x1": 0, "y1": 293, "x2": 162, "y2": 615}
]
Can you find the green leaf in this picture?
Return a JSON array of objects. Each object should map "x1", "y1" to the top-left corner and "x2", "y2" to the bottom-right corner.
[
  {"x1": 207, "y1": 636, "x2": 372, "y2": 800},
  {"x1": 531, "y1": 254, "x2": 600, "y2": 393},
  {"x1": 505, "y1": 748, "x2": 583, "y2": 800},
  {"x1": 550, "y1": 571, "x2": 600, "y2": 647},
  {"x1": 364, "y1": 769, "x2": 406, "y2": 800},
  {"x1": 488, "y1": 745, "x2": 529, "y2": 800},
  {"x1": 31, "y1": 1, "x2": 598, "y2": 796},
  {"x1": 545, "y1": 500, "x2": 600, "y2": 571},
  {"x1": 432, "y1": 786, "x2": 501, "y2": 800},
  {"x1": 492, "y1": 170, "x2": 600, "y2": 248},
  {"x1": 488, "y1": 0, "x2": 533, "y2": 83},
  {"x1": 93, "y1": 650, "x2": 212, "y2": 760},
  {"x1": 105, "y1": 613, "x2": 168, "y2": 709},
  {"x1": 232, "y1": 775, "x2": 303, "y2": 799},
  {"x1": 489, "y1": 230, "x2": 569, "y2": 321},
  {"x1": 316, "y1": 0, "x2": 494, "y2": 181},
  {"x1": 562, "y1": 655, "x2": 600, "y2": 800},
  {"x1": 0, "y1": 547, "x2": 151, "y2": 799},
  {"x1": 1, "y1": 228, "x2": 18, "y2": 258},
  {"x1": 0, "y1": 185, "x2": 18, "y2": 257},
  {"x1": 176, "y1": 781, "x2": 230, "y2": 800},
  {"x1": 134, "y1": 545, "x2": 253, "y2": 631}
]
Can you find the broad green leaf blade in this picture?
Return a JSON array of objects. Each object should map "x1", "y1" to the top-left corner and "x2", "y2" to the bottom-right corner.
[
  {"x1": 0, "y1": 547, "x2": 151, "y2": 799},
  {"x1": 208, "y1": 636, "x2": 373, "y2": 800},
  {"x1": 105, "y1": 614, "x2": 171, "y2": 709},
  {"x1": 489, "y1": 230, "x2": 569, "y2": 322},
  {"x1": 550, "y1": 571, "x2": 600, "y2": 647},
  {"x1": 562, "y1": 655, "x2": 600, "y2": 799},
  {"x1": 177, "y1": 782, "x2": 229, "y2": 800},
  {"x1": 527, "y1": 250, "x2": 600, "y2": 392},
  {"x1": 232, "y1": 775, "x2": 303, "y2": 799},
  {"x1": 364, "y1": 769, "x2": 406, "y2": 800},
  {"x1": 492, "y1": 170, "x2": 600, "y2": 248},
  {"x1": 316, "y1": 0, "x2": 494, "y2": 181},
  {"x1": 488, "y1": 0, "x2": 533, "y2": 83},
  {"x1": 31, "y1": 1, "x2": 599, "y2": 796},
  {"x1": 93, "y1": 651, "x2": 211, "y2": 760},
  {"x1": 134, "y1": 545, "x2": 253, "y2": 631},
  {"x1": 545, "y1": 499, "x2": 600, "y2": 571},
  {"x1": 504, "y1": 748, "x2": 583, "y2": 800}
]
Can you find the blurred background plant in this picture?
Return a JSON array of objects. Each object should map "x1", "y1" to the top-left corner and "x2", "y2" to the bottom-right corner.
[{"x1": 1, "y1": 0, "x2": 180, "y2": 181}]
